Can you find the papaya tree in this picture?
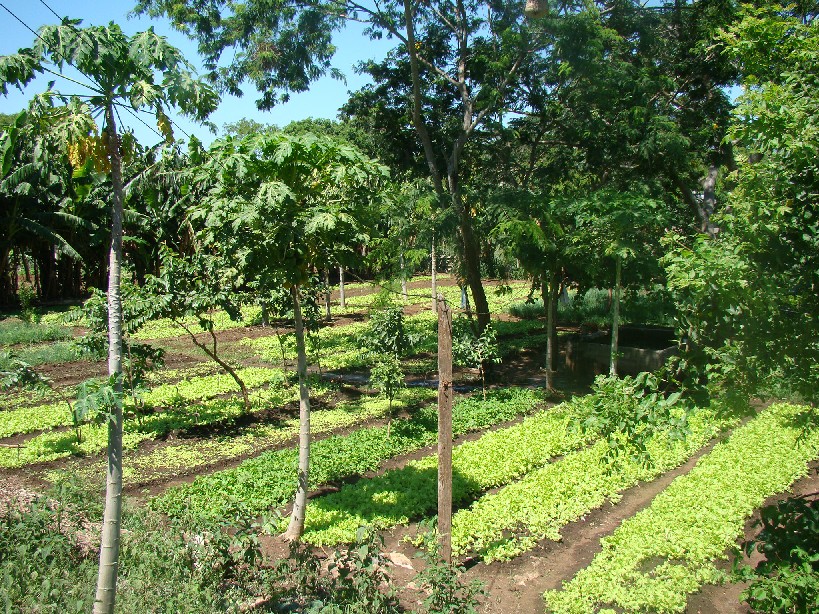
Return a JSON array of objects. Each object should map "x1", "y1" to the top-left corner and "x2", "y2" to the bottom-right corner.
[
  {"x1": 0, "y1": 20, "x2": 217, "y2": 613},
  {"x1": 188, "y1": 132, "x2": 388, "y2": 539}
]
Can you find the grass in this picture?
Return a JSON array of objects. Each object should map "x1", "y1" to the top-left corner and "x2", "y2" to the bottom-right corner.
[
  {"x1": 0, "y1": 319, "x2": 74, "y2": 346},
  {"x1": 11, "y1": 341, "x2": 82, "y2": 366}
]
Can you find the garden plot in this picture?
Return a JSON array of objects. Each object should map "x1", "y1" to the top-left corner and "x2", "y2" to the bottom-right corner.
[
  {"x1": 543, "y1": 402, "x2": 819, "y2": 614},
  {"x1": 152, "y1": 387, "x2": 543, "y2": 523}
]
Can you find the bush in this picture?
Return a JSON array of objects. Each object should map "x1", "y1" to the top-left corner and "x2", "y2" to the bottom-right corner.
[
  {"x1": 735, "y1": 493, "x2": 819, "y2": 613},
  {"x1": 268, "y1": 529, "x2": 400, "y2": 613}
]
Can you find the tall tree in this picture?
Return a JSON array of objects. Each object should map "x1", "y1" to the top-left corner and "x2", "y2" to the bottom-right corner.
[
  {"x1": 188, "y1": 131, "x2": 387, "y2": 539},
  {"x1": 134, "y1": 0, "x2": 556, "y2": 331},
  {"x1": 0, "y1": 20, "x2": 217, "y2": 612},
  {"x1": 666, "y1": 2, "x2": 819, "y2": 405}
]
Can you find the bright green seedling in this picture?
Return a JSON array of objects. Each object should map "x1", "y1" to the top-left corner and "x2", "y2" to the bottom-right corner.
[
  {"x1": 453, "y1": 318, "x2": 502, "y2": 399},
  {"x1": 290, "y1": 393, "x2": 589, "y2": 546},
  {"x1": 369, "y1": 354, "x2": 405, "y2": 437}
]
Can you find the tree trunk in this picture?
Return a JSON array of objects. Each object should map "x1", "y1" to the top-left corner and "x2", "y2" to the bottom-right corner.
[
  {"x1": 700, "y1": 165, "x2": 719, "y2": 237},
  {"x1": 179, "y1": 323, "x2": 251, "y2": 411},
  {"x1": 454, "y1": 191, "x2": 490, "y2": 333},
  {"x1": 400, "y1": 253, "x2": 408, "y2": 302},
  {"x1": 338, "y1": 266, "x2": 346, "y2": 309},
  {"x1": 610, "y1": 255, "x2": 622, "y2": 377},
  {"x1": 431, "y1": 233, "x2": 437, "y2": 312},
  {"x1": 284, "y1": 284, "x2": 311, "y2": 541},
  {"x1": 94, "y1": 103, "x2": 124, "y2": 614},
  {"x1": 323, "y1": 269, "x2": 331, "y2": 320},
  {"x1": 542, "y1": 269, "x2": 559, "y2": 389}
]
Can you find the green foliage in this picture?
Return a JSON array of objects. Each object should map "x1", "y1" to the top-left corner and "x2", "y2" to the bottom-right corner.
[
  {"x1": 453, "y1": 319, "x2": 501, "y2": 398},
  {"x1": 0, "y1": 318, "x2": 73, "y2": 346},
  {"x1": 72, "y1": 375, "x2": 123, "y2": 435},
  {"x1": 0, "y1": 372, "x2": 337, "y2": 469},
  {"x1": 573, "y1": 372, "x2": 688, "y2": 465},
  {"x1": 0, "y1": 489, "x2": 98, "y2": 613},
  {"x1": 369, "y1": 354, "x2": 405, "y2": 434},
  {"x1": 451, "y1": 404, "x2": 731, "y2": 562},
  {"x1": 152, "y1": 388, "x2": 539, "y2": 524},
  {"x1": 734, "y1": 493, "x2": 819, "y2": 613},
  {"x1": 17, "y1": 285, "x2": 39, "y2": 324},
  {"x1": 0, "y1": 479, "x2": 276, "y2": 613},
  {"x1": 69, "y1": 284, "x2": 164, "y2": 391},
  {"x1": 290, "y1": 390, "x2": 586, "y2": 546},
  {"x1": 269, "y1": 529, "x2": 400, "y2": 613},
  {"x1": 0, "y1": 350, "x2": 50, "y2": 392},
  {"x1": 666, "y1": 5, "x2": 819, "y2": 404},
  {"x1": 11, "y1": 341, "x2": 81, "y2": 367},
  {"x1": 415, "y1": 533, "x2": 486, "y2": 614},
  {"x1": 544, "y1": 403, "x2": 819, "y2": 614},
  {"x1": 362, "y1": 303, "x2": 410, "y2": 357},
  {"x1": 509, "y1": 287, "x2": 676, "y2": 327}
]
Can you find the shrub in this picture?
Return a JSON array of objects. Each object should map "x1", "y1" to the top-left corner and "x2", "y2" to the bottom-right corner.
[{"x1": 735, "y1": 492, "x2": 819, "y2": 613}]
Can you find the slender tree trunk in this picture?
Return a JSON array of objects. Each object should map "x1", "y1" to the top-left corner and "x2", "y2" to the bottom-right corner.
[
  {"x1": 338, "y1": 266, "x2": 346, "y2": 309},
  {"x1": 323, "y1": 269, "x2": 331, "y2": 320},
  {"x1": 400, "y1": 253, "x2": 408, "y2": 302},
  {"x1": 610, "y1": 255, "x2": 622, "y2": 377},
  {"x1": 542, "y1": 269, "x2": 558, "y2": 389},
  {"x1": 285, "y1": 284, "x2": 311, "y2": 541},
  {"x1": 178, "y1": 322, "x2": 251, "y2": 411},
  {"x1": 700, "y1": 165, "x2": 719, "y2": 237},
  {"x1": 431, "y1": 233, "x2": 437, "y2": 312},
  {"x1": 94, "y1": 103, "x2": 124, "y2": 614}
]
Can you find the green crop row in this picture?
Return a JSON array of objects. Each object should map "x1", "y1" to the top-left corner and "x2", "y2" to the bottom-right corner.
[
  {"x1": 450, "y1": 407, "x2": 736, "y2": 562},
  {"x1": 543, "y1": 402, "x2": 819, "y2": 614},
  {"x1": 289, "y1": 393, "x2": 592, "y2": 546},
  {"x1": 131, "y1": 304, "x2": 263, "y2": 340},
  {"x1": 0, "y1": 367, "x2": 290, "y2": 440},
  {"x1": 0, "y1": 379, "x2": 335, "y2": 469},
  {"x1": 151, "y1": 387, "x2": 442, "y2": 521},
  {"x1": 56, "y1": 388, "x2": 437, "y2": 489}
]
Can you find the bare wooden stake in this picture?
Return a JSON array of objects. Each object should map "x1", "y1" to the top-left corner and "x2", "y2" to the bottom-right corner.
[{"x1": 437, "y1": 294, "x2": 453, "y2": 562}]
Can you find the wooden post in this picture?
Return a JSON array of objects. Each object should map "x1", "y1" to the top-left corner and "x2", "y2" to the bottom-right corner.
[
  {"x1": 436, "y1": 294, "x2": 453, "y2": 562},
  {"x1": 338, "y1": 266, "x2": 346, "y2": 309}
]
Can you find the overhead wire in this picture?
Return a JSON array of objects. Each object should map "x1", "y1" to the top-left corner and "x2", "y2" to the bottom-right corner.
[{"x1": 7, "y1": 0, "x2": 486, "y2": 318}]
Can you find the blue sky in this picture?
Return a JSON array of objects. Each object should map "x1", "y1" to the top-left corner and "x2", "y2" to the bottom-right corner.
[{"x1": 0, "y1": 0, "x2": 394, "y2": 146}]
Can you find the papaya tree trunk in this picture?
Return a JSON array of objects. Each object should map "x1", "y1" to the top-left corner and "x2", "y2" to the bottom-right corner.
[
  {"x1": 338, "y1": 266, "x2": 346, "y2": 309},
  {"x1": 610, "y1": 255, "x2": 622, "y2": 377},
  {"x1": 94, "y1": 103, "x2": 124, "y2": 614},
  {"x1": 285, "y1": 284, "x2": 311, "y2": 541},
  {"x1": 431, "y1": 233, "x2": 437, "y2": 312}
]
